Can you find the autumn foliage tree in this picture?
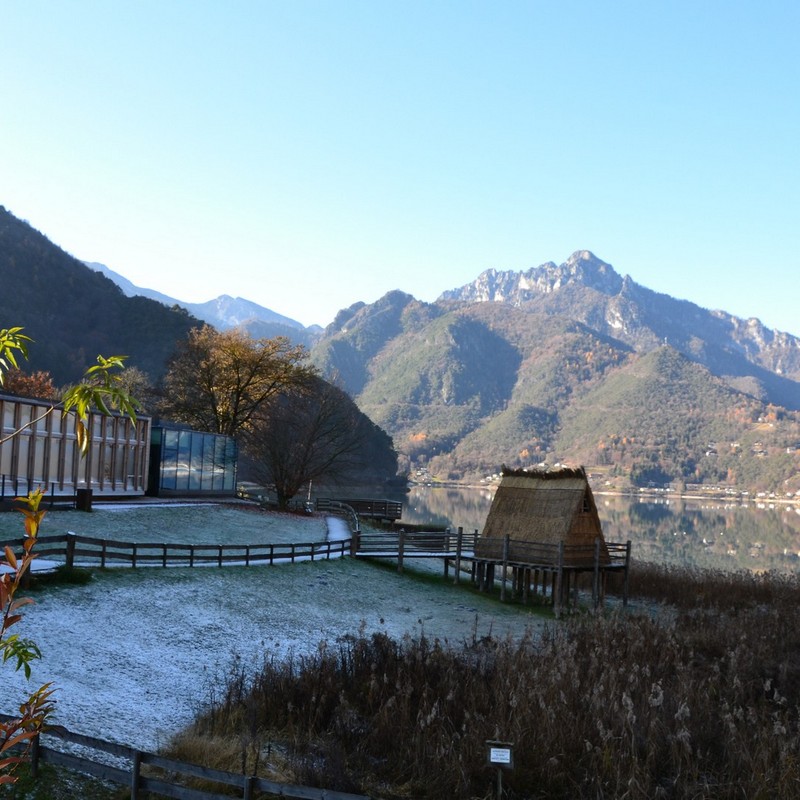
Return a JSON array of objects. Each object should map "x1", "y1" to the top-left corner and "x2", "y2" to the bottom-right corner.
[
  {"x1": 157, "y1": 326, "x2": 315, "y2": 437},
  {"x1": 1, "y1": 368, "x2": 58, "y2": 401}
]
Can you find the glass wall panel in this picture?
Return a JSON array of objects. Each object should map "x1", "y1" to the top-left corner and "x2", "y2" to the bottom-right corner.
[{"x1": 189, "y1": 434, "x2": 203, "y2": 490}]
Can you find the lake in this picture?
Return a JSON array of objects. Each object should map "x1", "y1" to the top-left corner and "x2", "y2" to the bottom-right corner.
[{"x1": 397, "y1": 485, "x2": 800, "y2": 573}]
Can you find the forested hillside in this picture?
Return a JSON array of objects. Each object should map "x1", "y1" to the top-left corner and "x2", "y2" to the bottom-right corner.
[
  {"x1": 311, "y1": 255, "x2": 800, "y2": 493},
  {"x1": 0, "y1": 207, "x2": 201, "y2": 384}
]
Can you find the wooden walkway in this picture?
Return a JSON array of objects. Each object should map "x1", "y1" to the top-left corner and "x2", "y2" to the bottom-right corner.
[
  {"x1": 351, "y1": 528, "x2": 631, "y2": 614},
  {"x1": 2, "y1": 524, "x2": 630, "y2": 614}
]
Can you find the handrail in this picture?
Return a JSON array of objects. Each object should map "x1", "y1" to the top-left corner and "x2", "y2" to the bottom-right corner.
[
  {"x1": 357, "y1": 528, "x2": 478, "y2": 553},
  {"x1": 314, "y1": 499, "x2": 360, "y2": 534}
]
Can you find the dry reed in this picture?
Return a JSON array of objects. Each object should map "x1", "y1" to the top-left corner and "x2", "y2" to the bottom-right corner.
[{"x1": 169, "y1": 565, "x2": 800, "y2": 799}]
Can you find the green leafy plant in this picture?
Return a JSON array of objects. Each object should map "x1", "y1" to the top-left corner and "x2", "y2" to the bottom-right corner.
[
  {"x1": 61, "y1": 355, "x2": 141, "y2": 454},
  {"x1": 0, "y1": 489, "x2": 56, "y2": 784}
]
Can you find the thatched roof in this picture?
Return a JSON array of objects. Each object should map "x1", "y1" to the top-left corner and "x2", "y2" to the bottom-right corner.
[{"x1": 477, "y1": 466, "x2": 606, "y2": 564}]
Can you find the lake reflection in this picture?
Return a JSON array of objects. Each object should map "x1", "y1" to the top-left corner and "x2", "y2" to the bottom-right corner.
[{"x1": 398, "y1": 486, "x2": 800, "y2": 573}]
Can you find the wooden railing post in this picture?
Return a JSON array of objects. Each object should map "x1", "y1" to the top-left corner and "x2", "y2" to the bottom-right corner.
[{"x1": 453, "y1": 527, "x2": 463, "y2": 585}]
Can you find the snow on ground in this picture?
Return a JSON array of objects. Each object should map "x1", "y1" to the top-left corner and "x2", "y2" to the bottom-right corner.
[{"x1": 3, "y1": 503, "x2": 545, "y2": 753}]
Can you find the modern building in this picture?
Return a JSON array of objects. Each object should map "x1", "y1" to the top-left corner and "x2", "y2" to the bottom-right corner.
[
  {"x1": 0, "y1": 392, "x2": 151, "y2": 501},
  {"x1": 147, "y1": 426, "x2": 238, "y2": 497}
]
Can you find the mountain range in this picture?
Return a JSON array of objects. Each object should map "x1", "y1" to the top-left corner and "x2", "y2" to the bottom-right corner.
[
  {"x1": 3, "y1": 206, "x2": 800, "y2": 492},
  {"x1": 310, "y1": 251, "x2": 800, "y2": 491},
  {"x1": 86, "y1": 261, "x2": 322, "y2": 348}
]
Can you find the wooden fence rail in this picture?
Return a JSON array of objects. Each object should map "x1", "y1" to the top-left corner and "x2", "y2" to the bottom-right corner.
[
  {"x1": 0, "y1": 533, "x2": 352, "y2": 570},
  {"x1": 0, "y1": 714, "x2": 369, "y2": 799}
]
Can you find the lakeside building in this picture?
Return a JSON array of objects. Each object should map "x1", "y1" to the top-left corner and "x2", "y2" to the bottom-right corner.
[{"x1": 0, "y1": 393, "x2": 238, "y2": 503}]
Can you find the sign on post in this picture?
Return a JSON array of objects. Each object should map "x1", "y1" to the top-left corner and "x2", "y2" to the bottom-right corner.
[
  {"x1": 486, "y1": 740, "x2": 515, "y2": 800},
  {"x1": 486, "y1": 739, "x2": 514, "y2": 768}
]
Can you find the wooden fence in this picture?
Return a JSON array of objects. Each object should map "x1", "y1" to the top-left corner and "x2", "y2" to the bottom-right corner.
[
  {"x1": 0, "y1": 715, "x2": 368, "y2": 799},
  {"x1": 0, "y1": 532, "x2": 352, "y2": 570}
]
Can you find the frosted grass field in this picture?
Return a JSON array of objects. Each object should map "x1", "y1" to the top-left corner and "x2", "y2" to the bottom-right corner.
[{"x1": 3, "y1": 502, "x2": 546, "y2": 752}]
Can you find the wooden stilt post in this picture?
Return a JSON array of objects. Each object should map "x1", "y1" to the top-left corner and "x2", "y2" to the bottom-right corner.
[
  {"x1": 500, "y1": 535, "x2": 509, "y2": 602},
  {"x1": 623, "y1": 540, "x2": 632, "y2": 607},
  {"x1": 592, "y1": 538, "x2": 601, "y2": 610},
  {"x1": 554, "y1": 542, "x2": 564, "y2": 618}
]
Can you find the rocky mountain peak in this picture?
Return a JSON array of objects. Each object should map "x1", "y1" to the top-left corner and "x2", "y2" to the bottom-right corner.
[{"x1": 439, "y1": 251, "x2": 624, "y2": 305}]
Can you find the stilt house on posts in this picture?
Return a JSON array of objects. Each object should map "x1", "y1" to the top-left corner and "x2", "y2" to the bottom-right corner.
[{"x1": 473, "y1": 466, "x2": 630, "y2": 613}]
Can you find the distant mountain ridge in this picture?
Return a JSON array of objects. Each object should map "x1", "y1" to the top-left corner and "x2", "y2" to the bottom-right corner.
[{"x1": 87, "y1": 261, "x2": 321, "y2": 347}]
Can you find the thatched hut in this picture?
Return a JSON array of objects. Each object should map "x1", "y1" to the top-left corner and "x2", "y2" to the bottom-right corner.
[{"x1": 476, "y1": 466, "x2": 608, "y2": 566}]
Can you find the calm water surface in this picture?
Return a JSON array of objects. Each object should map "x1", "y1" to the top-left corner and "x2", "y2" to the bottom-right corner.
[{"x1": 397, "y1": 485, "x2": 800, "y2": 573}]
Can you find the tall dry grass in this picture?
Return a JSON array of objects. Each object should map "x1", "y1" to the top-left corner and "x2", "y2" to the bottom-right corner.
[{"x1": 169, "y1": 565, "x2": 800, "y2": 799}]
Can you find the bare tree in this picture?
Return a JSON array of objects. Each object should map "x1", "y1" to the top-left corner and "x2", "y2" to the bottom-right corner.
[{"x1": 242, "y1": 376, "x2": 390, "y2": 509}]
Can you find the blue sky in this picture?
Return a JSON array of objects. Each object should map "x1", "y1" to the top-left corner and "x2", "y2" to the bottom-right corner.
[{"x1": 2, "y1": 1, "x2": 798, "y2": 332}]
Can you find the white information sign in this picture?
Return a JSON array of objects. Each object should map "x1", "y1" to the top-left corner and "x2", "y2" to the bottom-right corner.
[{"x1": 489, "y1": 747, "x2": 512, "y2": 765}]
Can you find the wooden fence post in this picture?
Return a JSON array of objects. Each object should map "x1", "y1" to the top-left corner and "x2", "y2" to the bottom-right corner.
[
  {"x1": 30, "y1": 732, "x2": 40, "y2": 779},
  {"x1": 130, "y1": 750, "x2": 141, "y2": 800},
  {"x1": 65, "y1": 533, "x2": 76, "y2": 569},
  {"x1": 397, "y1": 529, "x2": 405, "y2": 573}
]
